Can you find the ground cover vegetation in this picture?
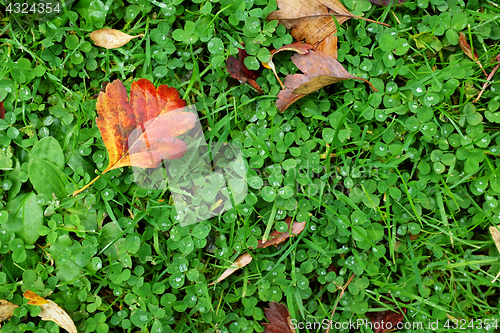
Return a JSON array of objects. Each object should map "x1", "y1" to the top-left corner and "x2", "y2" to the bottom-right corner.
[{"x1": 1, "y1": 0, "x2": 500, "y2": 332}]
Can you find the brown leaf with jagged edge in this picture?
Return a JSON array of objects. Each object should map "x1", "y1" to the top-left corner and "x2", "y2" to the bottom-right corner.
[
  {"x1": 459, "y1": 33, "x2": 487, "y2": 76},
  {"x1": 276, "y1": 50, "x2": 377, "y2": 111},
  {"x1": 208, "y1": 252, "x2": 253, "y2": 286},
  {"x1": 90, "y1": 28, "x2": 144, "y2": 49},
  {"x1": 267, "y1": 0, "x2": 389, "y2": 59},
  {"x1": 0, "y1": 300, "x2": 18, "y2": 327},
  {"x1": 23, "y1": 291, "x2": 77, "y2": 333},
  {"x1": 256, "y1": 217, "x2": 306, "y2": 248},
  {"x1": 226, "y1": 47, "x2": 263, "y2": 93},
  {"x1": 73, "y1": 79, "x2": 196, "y2": 195},
  {"x1": 261, "y1": 302, "x2": 297, "y2": 333}
]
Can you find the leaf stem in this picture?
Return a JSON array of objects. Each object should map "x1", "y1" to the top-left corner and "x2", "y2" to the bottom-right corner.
[
  {"x1": 352, "y1": 15, "x2": 391, "y2": 27},
  {"x1": 354, "y1": 76, "x2": 377, "y2": 92},
  {"x1": 72, "y1": 174, "x2": 101, "y2": 196}
]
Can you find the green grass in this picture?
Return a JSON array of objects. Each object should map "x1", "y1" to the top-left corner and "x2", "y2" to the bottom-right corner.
[{"x1": 1, "y1": 0, "x2": 500, "y2": 332}]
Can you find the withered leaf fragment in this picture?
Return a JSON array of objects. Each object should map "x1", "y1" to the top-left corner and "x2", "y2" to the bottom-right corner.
[
  {"x1": 0, "y1": 101, "x2": 4, "y2": 120},
  {"x1": 226, "y1": 47, "x2": 262, "y2": 93},
  {"x1": 257, "y1": 217, "x2": 306, "y2": 248},
  {"x1": 90, "y1": 28, "x2": 144, "y2": 49},
  {"x1": 23, "y1": 290, "x2": 77, "y2": 333},
  {"x1": 277, "y1": 50, "x2": 377, "y2": 111},
  {"x1": 73, "y1": 79, "x2": 196, "y2": 195},
  {"x1": 208, "y1": 252, "x2": 252, "y2": 286},
  {"x1": 262, "y1": 302, "x2": 297, "y2": 333},
  {"x1": 267, "y1": 0, "x2": 389, "y2": 59},
  {"x1": 0, "y1": 300, "x2": 18, "y2": 327},
  {"x1": 459, "y1": 33, "x2": 487, "y2": 76}
]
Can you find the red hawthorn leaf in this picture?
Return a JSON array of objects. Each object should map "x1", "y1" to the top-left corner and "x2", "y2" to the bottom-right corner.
[
  {"x1": 262, "y1": 302, "x2": 297, "y2": 333},
  {"x1": 276, "y1": 50, "x2": 377, "y2": 112},
  {"x1": 368, "y1": 0, "x2": 407, "y2": 6},
  {"x1": 226, "y1": 47, "x2": 262, "y2": 93},
  {"x1": 256, "y1": 217, "x2": 306, "y2": 248},
  {"x1": 366, "y1": 301, "x2": 406, "y2": 333},
  {"x1": 0, "y1": 101, "x2": 4, "y2": 120},
  {"x1": 73, "y1": 79, "x2": 196, "y2": 195}
]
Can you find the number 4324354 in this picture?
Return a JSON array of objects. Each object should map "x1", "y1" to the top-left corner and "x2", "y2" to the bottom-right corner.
[{"x1": 6, "y1": 2, "x2": 61, "y2": 14}]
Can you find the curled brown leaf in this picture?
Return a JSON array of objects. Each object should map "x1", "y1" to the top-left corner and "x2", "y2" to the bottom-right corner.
[
  {"x1": 264, "y1": 42, "x2": 313, "y2": 89},
  {"x1": 257, "y1": 217, "x2": 306, "y2": 248},
  {"x1": 89, "y1": 28, "x2": 144, "y2": 49},
  {"x1": 208, "y1": 252, "x2": 253, "y2": 286}
]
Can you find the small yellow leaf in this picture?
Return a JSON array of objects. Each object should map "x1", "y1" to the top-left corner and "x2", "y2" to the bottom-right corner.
[
  {"x1": 0, "y1": 300, "x2": 19, "y2": 326},
  {"x1": 208, "y1": 252, "x2": 253, "y2": 286},
  {"x1": 23, "y1": 290, "x2": 77, "y2": 333},
  {"x1": 89, "y1": 28, "x2": 144, "y2": 49}
]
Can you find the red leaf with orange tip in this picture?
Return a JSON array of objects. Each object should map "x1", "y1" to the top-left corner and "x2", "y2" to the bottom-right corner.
[
  {"x1": 73, "y1": 79, "x2": 196, "y2": 195},
  {"x1": 256, "y1": 217, "x2": 306, "y2": 248},
  {"x1": 262, "y1": 302, "x2": 297, "y2": 333},
  {"x1": 0, "y1": 101, "x2": 4, "y2": 120},
  {"x1": 226, "y1": 47, "x2": 263, "y2": 93}
]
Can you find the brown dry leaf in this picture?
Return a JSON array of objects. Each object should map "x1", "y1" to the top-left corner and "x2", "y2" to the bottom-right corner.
[
  {"x1": 257, "y1": 217, "x2": 306, "y2": 248},
  {"x1": 73, "y1": 79, "x2": 196, "y2": 195},
  {"x1": 267, "y1": 0, "x2": 389, "y2": 59},
  {"x1": 0, "y1": 300, "x2": 18, "y2": 327},
  {"x1": 90, "y1": 28, "x2": 144, "y2": 49},
  {"x1": 276, "y1": 50, "x2": 377, "y2": 111},
  {"x1": 263, "y1": 42, "x2": 313, "y2": 89},
  {"x1": 261, "y1": 302, "x2": 297, "y2": 333},
  {"x1": 23, "y1": 290, "x2": 77, "y2": 333},
  {"x1": 458, "y1": 33, "x2": 487, "y2": 76},
  {"x1": 208, "y1": 252, "x2": 252, "y2": 286}
]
